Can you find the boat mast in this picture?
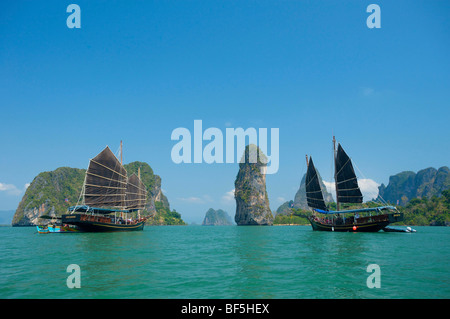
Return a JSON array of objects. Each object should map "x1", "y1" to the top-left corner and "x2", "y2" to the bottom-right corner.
[
  {"x1": 333, "y1": 136, "x2": 340, "y2": 211},
  {"x1": 120, "y1": 140, "x2": 126, "y2": 223},
  {"x1": 305, "y1": 154, "x2": 311, "y2": 214},
  {"x1": 120, "y1": 140, "x2": 123, "y2": 165},
  {"x1": 138, "y1": 167, "x2": 141, "y2": 220}
]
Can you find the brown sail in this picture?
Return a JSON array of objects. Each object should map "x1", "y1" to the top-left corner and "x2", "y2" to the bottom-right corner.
[
  {"x1": 125, "y1": 173, "x2": 147, "y2": 211},
  {"x1": 84, "y1": 146, "x2": 128, "y2": 207}
]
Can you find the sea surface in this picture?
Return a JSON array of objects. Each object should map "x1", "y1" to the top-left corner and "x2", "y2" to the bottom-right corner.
[{"x1": 0, "y1": 225, "x2": 449, "y2": 299}]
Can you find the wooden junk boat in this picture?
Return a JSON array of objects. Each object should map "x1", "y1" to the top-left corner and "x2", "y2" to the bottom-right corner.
[
  {"x1": 61, "y1": 143, "x2": 147, "y2": 232},
  {"x1": 305, "y1": 137, "x2": 403, "y2": 232}
]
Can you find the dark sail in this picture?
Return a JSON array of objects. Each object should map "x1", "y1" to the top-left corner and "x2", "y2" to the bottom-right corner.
[
  {"x1": 335, "y1": 144, "x2": 363, "y2": 203},
  {"x1": 84, "y1": 146, "x2": 128, "y2": 207},
  {"x1": 305, "y1": 157, "x2": 328, "y2": 211},
  {"x1": 125, "y1": 174, "x2": 147, "y2": 211}
]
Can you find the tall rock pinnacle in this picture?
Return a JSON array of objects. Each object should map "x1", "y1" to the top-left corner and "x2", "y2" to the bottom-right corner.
[{"x1": 234, "y1": 144, "x2": 273, "y2": 225}]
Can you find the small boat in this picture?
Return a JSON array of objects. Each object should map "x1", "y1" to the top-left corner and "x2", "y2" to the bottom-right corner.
[
  {"x1": 36, "y1": 225, "x2": 49, "y2": 234},
  {"x1": 37, "y1": 216, "x2": 79, "y2": 233},
  {"x1": 383, "y1": 226, "x2": 416, "y2": 233},
  {"x1": 305, "y1": 137, "x2": 404, "y2": 232},
  {"x1": 61, "y1": 142, "x2": 148, "y2": 232},
  {"x1": 36, "y1": 224, "x2": 79, "y2": 233},
  {"x1": 48, "y1": 225, "x2": 60, "y2": 232}
]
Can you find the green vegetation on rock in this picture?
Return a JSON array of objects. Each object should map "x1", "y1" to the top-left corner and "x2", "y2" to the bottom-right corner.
[
  {"x1": 274, "y1": 209, "x2": 309, "y2": 225},
  {"x1": 378, "y1": 166, "x2": 450, "y2": 206},
  {"x1": 400, "y1": 190, "x2": 450, "y2": 226},
  {"x1": 146, "y1": 201, "x2": 186, "y2": 225}
]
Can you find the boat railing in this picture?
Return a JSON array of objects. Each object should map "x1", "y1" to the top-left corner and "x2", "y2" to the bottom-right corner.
[
  {"x1": 312, "y1": 213, "x2": 390, "y2": 225},
  {"x1": 80, "y1": 214, "x2": 112, "y2": 224},
  {"x1": 78, "y1": 213, "x2": 143, "y2": 225}
]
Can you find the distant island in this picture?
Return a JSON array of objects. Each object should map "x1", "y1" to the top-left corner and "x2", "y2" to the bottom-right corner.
[
  {"x1": 12, "y1": 161, "x2": 186, "y2": 226},
  {"x1": 202, "y1": 208, "x2": 234, "y2": 226}
]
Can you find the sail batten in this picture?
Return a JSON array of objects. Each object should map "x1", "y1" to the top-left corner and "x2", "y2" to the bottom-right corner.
[
  {"x1": 336, "y1": 178, "x2": 358, "y2": 184},
  {"x1": 125, "y1": 173, "x2": 147, "y2": 211},
  {"x1": 90, "y1": 159, "x2": 127, "y2": 178},
  {"x1": 84, "y1": 146, "x2": 128, "y2": 208},
  {"x1": 305, "y1": 157, "x2": 328, "y2": 211},
  {"x1": 85, "y1": 185, "x2": 126, "y2": 190},
  {"x1": 334, "y1": 144, "x2": 363, "y2": 204},
  {"x1": 86, "y1": 172, "x2": 127, "y2": 184}
]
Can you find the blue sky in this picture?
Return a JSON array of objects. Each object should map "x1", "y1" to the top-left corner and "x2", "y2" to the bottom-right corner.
[{"x1": 1, "y1": 1, "x2": 449, "y2": 223}]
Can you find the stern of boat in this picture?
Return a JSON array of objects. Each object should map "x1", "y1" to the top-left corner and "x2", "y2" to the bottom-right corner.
[{"x1": 388, "y1": 212, "x2": 404, "y2": 223}]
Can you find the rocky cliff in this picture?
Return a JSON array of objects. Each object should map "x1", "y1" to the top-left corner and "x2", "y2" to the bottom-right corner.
[
  {"x1": 124, "y1": 161, "x2": 174, "y2": 224},
  {"x1": 234, "y1": 145, "x2": 273, "y2": 225},
  {"x1": 12, "y1": 167, "x2": 85, "y2": 226},
  {"x1": 377, "y1": 166, "x2": 450, "y2": 206},
  {"x1": 202, "y1": 208, "x2": 233, "y2": 226},
  {"x1": 12, "y1": 162, "x2": 184, "y2": 226},
  {"x1": 276, "y1": 172, "x2": 334, "y2": 215}
]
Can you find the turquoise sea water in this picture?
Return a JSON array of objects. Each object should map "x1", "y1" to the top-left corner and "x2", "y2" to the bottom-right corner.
[{"x1": 0, "y1": 226, "x2": 449, "y2": 299}]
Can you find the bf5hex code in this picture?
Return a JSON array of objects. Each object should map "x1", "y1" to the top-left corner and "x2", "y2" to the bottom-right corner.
[{"x1": 225, "y1": 303, "x2": 269, "y2": 314}]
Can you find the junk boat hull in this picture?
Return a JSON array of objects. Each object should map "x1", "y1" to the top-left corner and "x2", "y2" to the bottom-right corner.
[
  {"x1": 308, "y1": 211, "x2": 403, "y2": 232},
  {"x1": 36, "y1": 226, "x2": 49, "y2": 234},
  {"x1": 309, "y1": 217, "x2": 389, "y2": 232},
  {"x1": 62, "y1": 213, "x2": 145, "y2": 232}
]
